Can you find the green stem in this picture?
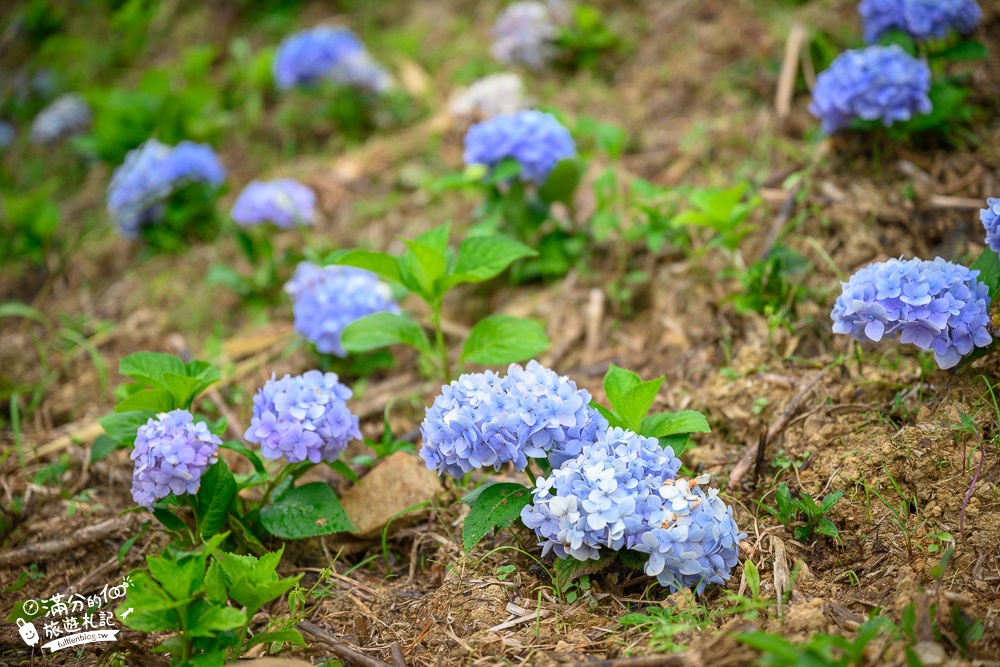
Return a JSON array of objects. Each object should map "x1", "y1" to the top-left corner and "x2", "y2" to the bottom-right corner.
[{"x1": 261, "y1": 465, "x2": 293, "y2": 507}]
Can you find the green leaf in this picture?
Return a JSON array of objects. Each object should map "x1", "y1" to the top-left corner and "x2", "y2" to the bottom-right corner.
[
  {"x1": 328, "y1": 459, "x2": 360, "y2": 484},
  {"x1": 341, "y1": 312, "x2": 432, "y2": 355},
  {"x1": 245, "y1": 628, "x2": 307, "y2": 650},
  {"x1": 117, "y1": 572, "x2": 181, "y2": 632},
  {"x1": 736, "y1": 632, "x2": 799, "y2": 661},
  {"x1": 114, "y1": 388, "x2": 175, "y2": 413},
  {"x1": 0, "y1": 301, "x2": 47, "y2": 325},
  {"x1": 462, "y1": 482, "x2": 532, "y2": 550},
  {"x1": 184, "y1": 600, "x2": 246, "y2": 637},
  {"x1": 970, "y1": 248, "x2": 1000, "y2": 298},
  {"x1": 90, "y1": 434, "x2": 123, "y2": 464},
  {"x1": 640, "y1": 411, "x2": 711, "y2": 438},
  {"x1": 99, "y1": 410, "x2": 155, "y2": 446},
  {"x1": 553, "y1": 553, "x2": 614, "y2": 592},
  {"x1": 415, "y1": 223, "x2": 451, "y2": 255},
  {"x1": 161, "y1": 372, "x2": 204, "y2": 408},
  {"x1": 603, "y1": 365, "x2": 642, "y2": 415},
  {"x1": 816, "y1": 518, "x2": 839, "y2": 539},
  {"x1": 615, "y1": 376, "x2": 664, "y2": 432},
  {"x1": 147, "y1": 553, "x2": 204, "y2": 601},
  {"x1": 820, "y1": 490, "x2": 844, "y2": 513},
  {"x1": 119, "y1": 351, "x2": 186, "y2": 389},
  {"x1": 775, "y1": 483, "x2": 792, "y2": 522},
  {"x1": 934, "y1": 39, "x2": 988, "y2": 62},
  {"x1": 400, "y1": 239, "x2": 448, "y2": 298},
  {"x1": 260, "y1": 482, "x2": 355, "y2": 539},
  {"x1": 204, "y1": 560, "x2": 228, "y2": 603},
  {"x1": 220, "y1": 440, "x2": 266, "y2": 474},
  {"x1": 328, "y1": 249, "x2": 402, "y2": 285},
  {"x1": 197, "y1": 461, "x2": 237, "y2": 540},
  {"x1": 153, "y1": 507, "x2": 189, "y2": 533},
  {"x1": 538, "y1": 158, "x2": 585, "y2": 205},
  {"x1": 445, "y1": 236, "x2": 537, "y2": 288},
  {"x1": 659, "y1": 433, "x2": 690, "y2": 457},
  {"x1": 460, "y1": 315, "x2": 550, "y2": 365}
]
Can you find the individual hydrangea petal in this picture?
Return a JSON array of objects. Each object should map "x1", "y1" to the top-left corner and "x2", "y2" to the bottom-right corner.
[
  {"x1": 284, "y1": 262, "x2": 400, "y2": 357},
  {"x1": 106, "y1": 139, "x2": 226, "y2": 238},
  {"x1": 30, "y1": 93, "x2": 91, "y2": 145},
  {"x1": 244, "y1": 370, "x2": 361, "y2": 464},
  {"x1": 448, "y1": 73, "x2": 528, "y2": 121},
  {"x1": 521, "y1": 427, "x2": 683, "y2": 560},
  {"x1": 809, "y1": 45, "x2": 932, "y2": 135},
  {"x1": 491, "y1": 1, "x2": 568, "y2": 68},
  {"x1": 980, "y1": 198, "x2": 1000, "y2": 254},
  {"x1": 273, "y1": 26, "x2": 391, "y2": 93},
  {"x1": 131, "y1": 410, "x2": 221, "y2": 509},
  {"x1": 831, "y1": 257, "x2": 992, "y2": 369},
  {"x1": 632, "y1": 475, "x2": 747, "y2": 595},
  {"x1": 463, "y1": 110, "x2": 576, "y2": 185},
  {"x1": 231, "y1": 179, "x2": 316, "y2": 229},
  {"x1": 419, "y1": 360, "x2": 607, "y2": 478},
  {"x1": 859, "y1": 0, "x2": 981, "y2": 44}
]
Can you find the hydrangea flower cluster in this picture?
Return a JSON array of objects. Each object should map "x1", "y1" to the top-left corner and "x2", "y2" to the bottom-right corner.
[
  {"x1": 130, "y1": 410, "x2": 221, "y2": 509},
  {"x1": 463, "y1": 110, "x2": 576, "y2": 185},
  {"x1": 831, "y1": 257, "x2": 992, "y2": 369},
  {"x1": 244, "y1": 370, "x2": 361, "y2": 464},
  {"x1": 0, "y1": 120, "x2": 14, "y2": 150},
  {"x1": 106, "y1": 139, "x2": 226, "y2": 238},
  {"x1": 520, "y1": 427, "x2": 683, "y2": 560},
  {"x1": 809, "y1": 45, "x2": 932, "y2": 135},
  {"x1": 420, "y1": 361, "x2": 608, "y2": 478},
  {"x1": 30, "y1": 93, "x2": 91, "y2": 145},
  {"x1": 448, "y1": 73, "x2": 528, "y2": 120},
  {"x1": 273, "y1": 26, "x2": 391, "y2": 93},
  {"x1": 633, "y1": 475, "x2": 746, "y2": 594},
  {"x1": 858, "y1": 0, "x2": 982, "y2": 44},
  {"x1": 231, "y1": 179, "x2": 316, "y2": 229},
  {"x1": 980, "y1": 198, "x2": 1000, "y2": 254},
  {"x1": 284, "y1": 262, "x2": 399, "y2": 357},
  {"x1": 491, "y1": 1, "x2": 567, "y2": 68}
]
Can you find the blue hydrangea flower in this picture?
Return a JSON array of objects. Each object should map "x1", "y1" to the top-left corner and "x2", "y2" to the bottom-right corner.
[
  {"x1": 420, "y1": 361, "x2": 607, "y2": 478},
  {"x1": 809, "y1": 45, "x2": 932, "y2": 135},
  {"x1": 980, "y1": 198, "x2": 1000, "y2": 254},
  {"x1": 245, "y1": 370, "x2": 361, "y2": 464},
  {"x1": 273, "y1": 26, "x2": 391, "y2": 93},
  {"x1": 284, "y1": 262, "x2": 399, "y2": 357},
  {"x1": 464, "y1": 110, "x2": 576, "y2": 185},
  {"x1": 633, "y1": 475, "x2": 746, "y2": 595},
  {"x1": 491, "y1": 1, "x2": 567, "y2": 68},
  {"x1": 831, "y1": 257, "x2": 992, "y2": 369},
  {"x1": 0, "y1": 120, "x2": 14, "y2": 150},
  {"x1": 131, "y1": 410, "x2": 221, "y2": 509},
  {"x1": 107, "y1": 139, "x2": 226, "y2": 238},
  {"x1": 30, "y1": 93, "x2": 91, "y2": 145},
  {"x1": 859, "y1": 0, "x2": 981, "y2": 44},
  {"x1": 520, "y1": 427, "x2": 683, "y2": 561},
  {"x1": 231, "y1": 179, "x2": 316, "y2": 229}
]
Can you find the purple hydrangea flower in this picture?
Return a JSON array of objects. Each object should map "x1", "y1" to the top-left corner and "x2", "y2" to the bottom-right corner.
[
  {"x1": 420, "y1": 361, "x2": 607, "y2": 479},
  {"x1": 273, "y1": 26, "x2": 391, "y2": 93},
  {"x1": 859, "y1": 0, "x2": 981, "y2": 44},
  {"x1": 231, "y1": 179, "x2": 316, "y2": 229},
  {"x1": 464, "y1": 110, "x2": 576, "y2": 185},
  {"x1": 449, "y1": 73, "x2": 528, "y2": 120},
  {"x1": 284, "y1": 262, "x2": 399, "y2": 357},
  {"x1": 980, "y1": 198, "x2": 1000, "y2": 254},
  {"x1": 632, "y1": 475, "x2": 746, "y2": 595},
  {"x1": 521, "y1": 427, "x2": 683, "y2": 560},
  {"x1": 491, "y1": 1, "x2": 568, "y2": 68},
  {"x1": 244, "y1": 370, "x2": 361, "y2": 464},
  {"x1": 30, "y1": 93, "x2": 91, "y2": 145},
  {"x1": 107, "y1": 139, "x2": 226, "y2": 238},
  {"x1": 809, "y1": 45, "x2": 932, "y2": 135},
  {"x1": 831, "y1": 257, "x2": 992, "y2": 369},
  {"x1": 131, "y1": 410, "x2": 221, "y2": 509}
]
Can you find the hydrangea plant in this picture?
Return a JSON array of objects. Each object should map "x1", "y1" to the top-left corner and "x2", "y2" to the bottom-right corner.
[
  {"x1": 464, "y1": 110, "x2": 576, "y2": 186},
  {"x1": 30, "y1": 93, "x2": 91, "y2": 145},
  {"x1": 231, "y1": 179, "x2": 316, "y2": 229},
  {"x1": 859, "y1": 0, "x2": 982, "y2": 44},
  {"x1": 273, "y1": 25, "x2": 391, "y2": 93},
  {"x1": 130, "y1": 409, "x2": 221, "y2": 508},
  {"x1": 491, "y1": 1, "x2": 567, "y2": 68}
]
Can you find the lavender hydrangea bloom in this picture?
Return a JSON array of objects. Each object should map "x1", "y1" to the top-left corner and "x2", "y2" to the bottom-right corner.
[
  {"x1": 131, "y1": 410, "x2": 221, "y2": 509},
  {"x1": 30, "y1": 93, "x2": 91, "y2": 145},
  {"x1": 859, "y1": 0, "x2": 981, "y2": 44},
  {"x1": 521, "y1": 427, "x2": 683, "y2": 560},
  {"x1": 464, "y1": 110, "x2": 576, "y2": 185},
  {"x1": 245, "y1": 370, "x2": 361, "y2": 464},
  {"x1": 980, "y1": 198, "x2": 1000, "y2": 254},
  {"x1": 491, "y1": 1, "x2": 567, "y2": 68},
  {"x1": 633, "y1": 475, "x2": 746, "y2": 594},
  {"x1": 273, "y1": 26, "x2": 391, "y2": 93},
  {"x1": 809, "y1": 45, "x2": 932, "y2": 135},
  {"x1": 449, "y1": 73, "x2": 528, "y2": 120},
  {"x1": 831, "y1": 257, "x2": 992, "y2": 369},
  {"x1": 420, "y1": 361, "x2": 607, "y2": 478},
  {"x1": 284, "y1": 262, "x2": 399, "y2": 357},
  {"x1": 107, "y1": 139, "x2": 226, "y2": 238},
  {"x1": 231, "y1": 179, "x2": 316, "y2": 229}
]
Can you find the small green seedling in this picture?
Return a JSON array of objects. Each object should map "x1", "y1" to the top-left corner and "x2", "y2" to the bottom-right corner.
[{"x1": 760, "y1": 483, "x2": 843, "y2": 543}]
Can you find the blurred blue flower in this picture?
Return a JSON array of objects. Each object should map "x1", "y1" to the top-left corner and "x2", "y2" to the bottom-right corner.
[
  {"x1": 0, "y1": 120, "x2": 14, "y2": 150},
  {"x1": 980, "y1": 198, "x2": 1000, "y2": 254},
  {"x1": 831, "y1": 257, "x2": 992, "y2": 369},
  {"x1": 420, "y1": 361, "x2": 607, "y2": 478},
  {"x1": 30, "y1": 93, "x2": 91, "y2": 145},
  {"x1": 231, "y1": 179, "x2": 316, "y2": 229},
  {"x1": 273, "y1": 26, "x2": 391, "y2": 93},
  {"x1": 284, "y1": 262, "x2": 399, "y2": 357},
  {"x1": 131, "y1": 410, "x2": 221, "y2": 509},
  {"x1": 633, "y1": 475, "x2": 746, "y2": 594},
  {"x1": 491, "y1": 1, "x2": 567, "y2": 68},
  {"x1": 464, "y1": 110, "x2": 576, "y2": 185},
  {"x1": 809, "y1": 45, "x2": 932, "y2": 134},
  {"x1": 245, "y1": 370, "x2": 361, "y2": 464},
  {"x1": 859, "y1": 0, "x2": 981, "y2": 44}
]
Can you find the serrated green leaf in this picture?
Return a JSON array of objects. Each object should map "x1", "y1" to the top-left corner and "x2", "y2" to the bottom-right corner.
[
  {"x1": 197, "y1": 461, "x2": 237, "y2": 540},
  {"x1": 119, "y1": 351, "x2": 186, "y2": 389},
  {"x1": 462, "y1": 482, "x2": 532, "y2": 550},
  {"x1": 640, "y1": 411, "x2": 711, "y2": 438},
  {"x1": 414, "y1": 223, "x2": 451, "y2": 255},
  {"x1": 114, "y1": 388, "x2": 175, "y2": 413},
  {"x1": 260, "y1": 482, "x2": 355, "y2": 539},
  {"x1": 329, "y1": 249, "x2": 402, "y2": 285},
  {"x1": 341, "y1": 312, "x2": 432, "y2": 355},
  {"x1": 184, "y1": 600, "x2": 246, "y2": 637},
  {"x1": 147, "y1": 553, "x2": 203, "y2": 601},
  {"x1": 204, "y1": 560, "x2": 227, "y2": 604},
  {"x1": 445, "y1": 236, "x2": 537, "y2": 288},
  {"x1": 553, "y1": 553, "x2": 614, "y2": 592},
  {"x1": 117, "y1": 572, "x2": 181, "y2": 632},
  {"x1": 460, "y1": 315, "x2": 550, "y2": 365},
  {"x1": 658, "y1": 433, "x2": 690, "y2": 457},
  {"x1": 603, "y1": 365, "x2": 642, "y2": 416},
  {"x1": 99, "y1": 410, "x2": 155, "y2": 446},
  {"x1": 616, "y1": 376, "x2": 663, "y2": 432}
]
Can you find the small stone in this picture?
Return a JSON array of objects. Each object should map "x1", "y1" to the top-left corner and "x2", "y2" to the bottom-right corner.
[
  {"x1": 340, "y1": 451, "x2": 443, "y2": 538},
  {"x1": 912, "y1": 642, "x2": 946, "y2": 666}
]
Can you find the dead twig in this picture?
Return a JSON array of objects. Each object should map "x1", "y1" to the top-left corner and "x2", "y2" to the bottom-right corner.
[
  {"x1": 389, "y1": 641, "x2": 406, "y2": 667},
  {"x1": 959, "y1": 431, "x2": 986, "y2": 542},
  {"x1": 298, "y1": 620, "x2": 392, "y2": 667},
  {"x1": 0, "y1": 515, "x2": 137, "y2": 568},
  {"x1": 775, "y1": 21, "x2": 808, "y2": 119}
]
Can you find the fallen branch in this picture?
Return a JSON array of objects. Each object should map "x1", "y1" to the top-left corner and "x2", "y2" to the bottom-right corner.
[
  {"x1": 0, "y1": 515, "x2": 137, "y2": 568},
  {"x1": 389, "y1": 641, "x2": 407, "y2": 667},
  {"x1": 297, "y1": 620, "x2": 392, "y2": 667}
]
